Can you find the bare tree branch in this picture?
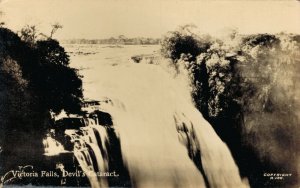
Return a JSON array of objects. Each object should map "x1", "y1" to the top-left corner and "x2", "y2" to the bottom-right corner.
[{"x1": 50, "y1": 23, "x2": 63, "y2": 38}]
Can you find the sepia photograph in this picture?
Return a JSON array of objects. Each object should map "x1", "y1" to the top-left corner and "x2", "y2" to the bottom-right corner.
[{"x1": 0, "y1": 0, "x2": 299, "y2": 187}]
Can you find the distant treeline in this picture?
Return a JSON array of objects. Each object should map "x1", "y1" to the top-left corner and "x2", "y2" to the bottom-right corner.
[{"x1": 63, "y1": 36, "x2": 160, "y2": 45}]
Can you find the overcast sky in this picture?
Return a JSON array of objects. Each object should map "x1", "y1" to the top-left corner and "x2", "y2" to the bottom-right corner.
[{"x1": 1, "y1": 0, "x2": 300, "y2": 39}]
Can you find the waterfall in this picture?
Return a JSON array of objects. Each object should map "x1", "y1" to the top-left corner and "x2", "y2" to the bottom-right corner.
[
  {"x1": 43, "y1": 135, "x2": 65, "y2": 156},
  {"x1": 71, "y1": 125, "x2": 109, "y2": 188},
  {"x1": 174, "y1": 110, "x2": 247, "y2": 188},
  {"x1": 66, "y1": 45, "x2": 248, "y2": 187},
  {"x1": 90, "y1": 125, "x2": 109, "y2": 159},
  {"x1": 80, "y1": 58, "x2": 248, "y2": 188},
  {"x1": 74, "y1": 147, "x2": 102, "y2": 188}
]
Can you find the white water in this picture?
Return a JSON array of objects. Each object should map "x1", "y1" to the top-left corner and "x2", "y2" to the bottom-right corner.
[
  {"x1": 43, "y1": 136, "x2": 66, "y2": 156},
  {"x1": 65, "y1": 44, "x2": 248, "y2": 188},
  {"x1": 74, "y1": 123, "x2": 110, "y2": 187}
]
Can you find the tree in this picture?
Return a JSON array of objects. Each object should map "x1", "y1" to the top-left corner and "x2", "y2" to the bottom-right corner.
[
  {"x1": 0, "y1": 28, "x2": 48, "y2": 175},
  {"x1": 161, "y1": 27, "x2": 210, "y2": 62},
  {"x1": 118, "y1": 35, "x2": 127, "y2": 44},
  {"x1": 0, "y1": 26, "x2": 84, "y2": 184},
  {"x1": 33, "y1": 39, "x2": 83, "y2": 114},
  {"x1": 178, "y1": 24, "x2": 197, "y2": 35},
  {"x1": 50, "y1": 23, "x2": 63, "y2": 38},
  {"x1": 20, "y1": 25, "x2": 38, "y2": 45}
]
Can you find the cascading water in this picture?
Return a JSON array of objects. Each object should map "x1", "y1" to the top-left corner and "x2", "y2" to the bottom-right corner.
[
  {"x1": 69, "y1": 121, "x2": 110, "y2": 188},
  {"x1": 65, "y1": 45, "x2": 248, "y2": 188},
  {"x1": 43, "y1": 135, "x2": 66, "y2": 156}
]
